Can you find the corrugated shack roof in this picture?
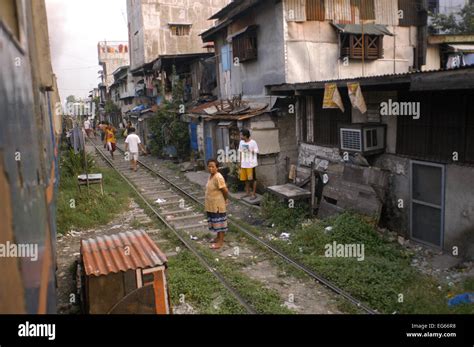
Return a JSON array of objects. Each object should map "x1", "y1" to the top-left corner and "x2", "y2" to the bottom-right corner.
[
  {"x1": 187, "y1": 98, "x2": 276, "y2": 121},
  {"x1": 81, "y1": 230, "x2": 168, "y2": 277},
  {"x1": 268, "y1": 66, "x2": 474, "y2": 94},
  {"x1": 202, "y1": 0, "x2": 261, "y2": 41}
]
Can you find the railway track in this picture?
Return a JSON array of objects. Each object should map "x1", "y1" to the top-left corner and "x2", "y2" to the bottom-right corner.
[
  {"x1": 92, "y1": 139, "x2": 377, "y2": 315},
  {"x1": 91, "y1": 140, "x2": 256, "y2": 314}
]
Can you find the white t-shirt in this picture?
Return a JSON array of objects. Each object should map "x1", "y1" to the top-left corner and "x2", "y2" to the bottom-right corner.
[
  {"x1": 84, "y1": 120, "x2": 90, "y2": 129},
  {"x1": 239, "y1": 139, "x2": 259, "y2": 168},
  {"x1": 125, "y1": 134, "x2": 141, "y2": 153}
]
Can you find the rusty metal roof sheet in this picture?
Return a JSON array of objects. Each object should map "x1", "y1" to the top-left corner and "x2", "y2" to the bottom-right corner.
[
  {"x1": 187, "y1": 99, "x2": 272, "y2": 121},
  {"x1": 81, "y1": 230, "x2": 168, "y2": 277}
]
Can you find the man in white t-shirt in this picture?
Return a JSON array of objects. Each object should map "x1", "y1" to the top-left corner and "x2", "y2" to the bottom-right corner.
[
  {"x1": 124, "y1": 127, "x2": 147, "y2": 171},
  {"x1": 238, "y1": 129, "x2": 259, "y2": 200},
  {"x1": 84, "y1": 119, "x2": 92, "y2": 138}
]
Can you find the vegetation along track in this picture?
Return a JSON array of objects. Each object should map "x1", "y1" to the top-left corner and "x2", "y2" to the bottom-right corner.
[{"x1": 92, "y1": 139, "x2": 377, "y2": 314}]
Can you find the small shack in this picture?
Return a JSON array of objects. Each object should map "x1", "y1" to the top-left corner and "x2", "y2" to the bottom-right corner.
[{"x1": 79, "y1": 230, "x2": 170, "y2": 314}]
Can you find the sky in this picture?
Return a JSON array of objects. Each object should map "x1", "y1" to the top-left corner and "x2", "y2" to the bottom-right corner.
[{"x1": 45, "y1": 0, "x2": 129, "y2": 102}]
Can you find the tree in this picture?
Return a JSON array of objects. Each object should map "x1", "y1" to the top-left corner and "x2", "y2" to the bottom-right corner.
[
  {"x1": 104, "y1": 100, "x2": 120, "y2": 114},
  {"x1": 430, "y1": 4, "x2": 474, "y2": 34},
  {"x1": 66, "y1": 95, "x2": 76, "y2": 104},
  {"x1": 149, "y1": 66, "x2": 190, "y2": 159}
]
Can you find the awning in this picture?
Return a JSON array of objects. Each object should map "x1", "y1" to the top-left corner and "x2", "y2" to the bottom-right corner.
[
  {"x1": 331, "y1": 23, "x2": 394, "y2": 36},
  {"x1": 218, "y1": 121, "x2": 234, "y2": 127},
  {"x1": 227, "y1": 25, "x2": 258, "y2": 42},
  {"x1": 168, "y1": 22, "x2": 192, "y2": 26},
  {"x1": 447, "y1": 44, "x2": 474, "y2": 53},
  {"x1": 131, "y1": 104, "x2": 147, "y2": 113}
]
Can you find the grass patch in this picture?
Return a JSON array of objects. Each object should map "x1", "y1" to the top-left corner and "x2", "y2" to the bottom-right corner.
[
  {"x1": 57, "y1": 166, "x2": 131, "y2": 234},
  {"x1": 196, "y1": 245, "x2": 294, "y2": 314},
  {"x1": 166, "y1": 251, "x2": 246, "y2": 314},
  {"x1": 261, "y1": 193, "x2": 310, "y2": 231},
  {"x1": 266, "y1": 212, "x2": 474, "y2": 314}
]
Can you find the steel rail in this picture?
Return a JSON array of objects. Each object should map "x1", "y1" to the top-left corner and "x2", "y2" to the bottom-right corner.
[
  {"x1": 91, "y1": 141, "x2": 257, "y2": 314},
  {"x1": 120, "y1": 145, "x2": 378, "y2": 315}
]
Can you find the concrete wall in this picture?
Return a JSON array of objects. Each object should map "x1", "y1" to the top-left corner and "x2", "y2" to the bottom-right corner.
[
  {"x1": 285, "y1": 21, "x2": 418, "y2": 83},
  {"x1": 444, "y1": 164, "x2": 474, "y2": 253},
  {"x1": 276, "y1": 111, "x2": 299, "y2": 185},
  {"x1": 373, "y1": 156, "x2": 474, "y2": 253},
  {"x1": 423, "y1": 44, "x2": 442, "y2": 71},
  {"x1": 127, "y1": 0, "x2": 229, "y2": 71},
  {"x1": 98, "y1": 43, "x2": 130, "y2": 88},
  {"x1": 216, "y1": 1, "x2": 287, "y2": 98},
  {"x1": 372, "y1": 154, "x2": 411, "y2": 236}
]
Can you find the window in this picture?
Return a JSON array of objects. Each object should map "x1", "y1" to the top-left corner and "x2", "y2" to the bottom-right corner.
[
  {"x1": 232, "y1": 27, "x2": 258, "y2": 63},
  {"x1": 0, "y1": 0, "x2": 20, "y2": 40},
  {"x1": 340, "y1": 34, "x2": 383, "y2": 60},
  {"x1": 300, "y1": 94, "x2": 351, "y2": 146},
  {"x1": 397, "y1": 91, "x2": 474, "y2": 164},
  {"x1": 169, "y1": 24, "x2": 191, "y2": 36},
  {"x1": 221, "y1": 44, "x2": 231, "y2": 72},
  {"x1": 287, "y1": 0, "x2": 374, "y2": 22}
]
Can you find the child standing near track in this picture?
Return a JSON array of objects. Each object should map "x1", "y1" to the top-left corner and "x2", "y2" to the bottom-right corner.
[{"x1": 238, "y1": 129, "x2": 259, "y2": 200}]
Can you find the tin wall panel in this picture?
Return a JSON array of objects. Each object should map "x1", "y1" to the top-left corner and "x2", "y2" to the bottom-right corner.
[
  {"x1": 375, "y1": 0, "x2": 399, "y2": 25},
  {"x1": 306, "y1": 0, "x2": 325, "y2": 21},
  {"x1": 285, "y1": 0, "x2": 307, "y2": 21},
  {"x1": 351, "y1": 0, "x2": 375, "y2": 20},
  {"x1": 325, "y1": 0, "x2": 353, "y2": 24},
  {"x1": 398, "y1": 0, "x2": 421, "y2": 26}
]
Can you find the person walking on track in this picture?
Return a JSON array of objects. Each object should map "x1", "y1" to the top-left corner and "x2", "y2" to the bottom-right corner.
[
  {"x1": 104, "y1": 122, "x2": 117, "y2": 159},
  {"x1": 205, "y1": 159, "x2": 229, "y2": 250},
  {"x1": 84, "y1": 118, "x2": 92, "y2": 138},
  {"x1": 124, "y1": 127, "x2": 147, "y2": 172}
]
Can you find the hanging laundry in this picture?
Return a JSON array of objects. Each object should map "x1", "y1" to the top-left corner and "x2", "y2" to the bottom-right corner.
[
  {"x1": 347, "y1": 82, "x2": 367, "y2": 114},
  {"x1": 323, "y1": 83, "x2": 345, "y2": 112}
]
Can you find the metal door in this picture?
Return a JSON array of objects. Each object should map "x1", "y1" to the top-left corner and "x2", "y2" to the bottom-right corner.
[
  {"x1": 190, "y1": 122, "x2": 198, "y2": 152},
  {"x1": 410, "y1": 161, "x2": 445, "y2": 248},
  {"x1": 205, "y1": 123, "x2": 214, "y2": 162}
]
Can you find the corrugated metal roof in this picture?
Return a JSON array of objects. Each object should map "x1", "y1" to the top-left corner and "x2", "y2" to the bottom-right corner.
[
  {"x1": 267, "y1": 65, "x2": 474, "y2": 92},
  {"x1": 81, "y1": 230, "x2": 168, "y2": 277},
  {"x1": 187, "y1": 96, "x2": 281, "y2": 118}
]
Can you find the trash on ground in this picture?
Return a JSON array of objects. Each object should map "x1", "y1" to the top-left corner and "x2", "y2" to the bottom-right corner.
[{"x1": 448, "y1": 293, "x2": 474, "y2": 307}]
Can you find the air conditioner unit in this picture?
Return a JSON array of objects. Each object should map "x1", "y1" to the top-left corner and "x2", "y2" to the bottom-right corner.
[{"x1": 339, "y1": 123, "x2": 386, "y2": 155}]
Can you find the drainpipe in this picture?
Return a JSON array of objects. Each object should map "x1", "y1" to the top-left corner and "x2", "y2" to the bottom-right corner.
[{"x1": 393, "y1": 26, "x2": 397, "y2": 74}]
